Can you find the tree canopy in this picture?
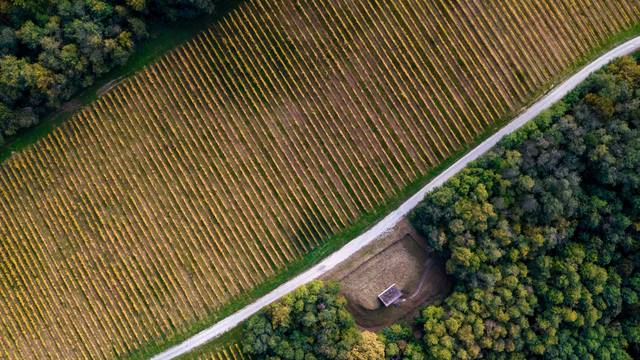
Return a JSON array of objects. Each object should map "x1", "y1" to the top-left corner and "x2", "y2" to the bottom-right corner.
[
  {"x1": 242, "y1": 281, "x2": 361, "y2": 360},
  {"x1": 0, "y1": 0, "x2": 217, "y2": 144},
  {"x1": 380, "y1": 324, "x2": 425, "y2": 360},
  {"x1": 346, "y1": 331, "x2": 385, "y2": 360},
  {"x1": 410, "y1": 56, "x2": 640, "y2": 359}
]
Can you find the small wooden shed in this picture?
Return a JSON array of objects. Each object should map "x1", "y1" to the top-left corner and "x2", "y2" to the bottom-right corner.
[{"x1": 378, "y1": 284, "x2": 402, "y2": 307}]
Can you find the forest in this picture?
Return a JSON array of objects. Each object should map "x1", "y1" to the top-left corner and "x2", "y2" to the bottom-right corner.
[
  {"x1": 0, "y1": 0, "x2": 217, "y2": 144},
  {"x1": 242, "y1": 56, "x2": 640, "y2": 359},
  {"x1": 410, "y1": 56, "x2": 640, "y2": 359}
]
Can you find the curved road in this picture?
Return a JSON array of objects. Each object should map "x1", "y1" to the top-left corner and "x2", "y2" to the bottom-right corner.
[{"x1": 150, "y1": 36, "x2": 640, "y2": 360}]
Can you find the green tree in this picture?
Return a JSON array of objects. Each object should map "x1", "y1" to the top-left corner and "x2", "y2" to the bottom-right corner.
[
  {"x1": 346, "y1": 331, "x2": 384, "y2": 360},
  {"x1": 242, "y1": 281, "x2": 360, "y2": 360},
  {"x1": 380, "y1": 324, "x2": 425, "y2": 360}
]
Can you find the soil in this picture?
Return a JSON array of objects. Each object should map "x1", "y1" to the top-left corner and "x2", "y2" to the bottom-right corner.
[
  {"x1": 340, "y1": 234, "x2": 427, "y2": 310},
  {"x1": 323, "y1": 219, "x2": 453, "y2": 330}
]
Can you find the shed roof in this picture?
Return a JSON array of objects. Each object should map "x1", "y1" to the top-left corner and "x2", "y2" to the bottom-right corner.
[{"x1": 378, "y1": 284, "x2": 402, "y2": 307}]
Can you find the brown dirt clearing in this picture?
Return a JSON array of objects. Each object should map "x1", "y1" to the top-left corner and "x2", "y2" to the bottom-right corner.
[{"x1": 323, "y1": 219, "x2": 452, "y2": 330}]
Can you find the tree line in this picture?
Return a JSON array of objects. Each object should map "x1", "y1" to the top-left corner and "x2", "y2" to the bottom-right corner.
[
  {"x1": 0, "y1": 0, "x2": 218, "y2": 145},
  {"x1": 242, "y1": 56, "x2": 640, "y2": 359}
]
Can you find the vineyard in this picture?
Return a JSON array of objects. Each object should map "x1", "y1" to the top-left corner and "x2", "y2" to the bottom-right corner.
[{"x1": 1, "y1": 0, "x2": 640, "y2": 359}]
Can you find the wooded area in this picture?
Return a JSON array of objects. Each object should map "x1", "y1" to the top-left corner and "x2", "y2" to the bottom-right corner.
[
  {"x1": 411, "y1": 56, "x2": 640, "y2": 359},
  {"x1": 0, "y1": 0, "x2": 217, "y2": 144},
  {"x1": 242, "y1": 281, "x2": 361, "y2": 359},
  {"x1": 241, "y1": 280, "x2": 428, "y2": 360}
]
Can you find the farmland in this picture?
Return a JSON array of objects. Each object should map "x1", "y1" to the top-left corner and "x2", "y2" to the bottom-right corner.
[{"x1": 1, "y1": 0, "x2": 640, "y2": 359}]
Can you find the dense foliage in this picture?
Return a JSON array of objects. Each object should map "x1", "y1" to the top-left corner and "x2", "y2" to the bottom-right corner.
[
  {"x1": 346, "y1": 331, "x2": 385, "y2": 360},
  {"x1": 242, "y1": 281, "x2": 361, "y2": 360},
  {"x1": 380, "y1": 324, "x2": 425, "y2": 360},
  {"x1": 0, "y1": 0, "x2": 216, "y2": 144},
  {"x1": 410, "y1": 56, "x2": 640, "y2": 359}
]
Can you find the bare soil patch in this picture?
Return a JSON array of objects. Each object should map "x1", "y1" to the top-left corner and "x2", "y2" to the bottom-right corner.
[{"x1": 324, "y1": 219, "x2": 452, "y2": 330}]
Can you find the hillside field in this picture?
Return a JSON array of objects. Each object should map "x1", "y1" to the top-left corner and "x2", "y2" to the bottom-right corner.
[{"x1": 1, "y1": 0, "x2": 640, "y2": 359}]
